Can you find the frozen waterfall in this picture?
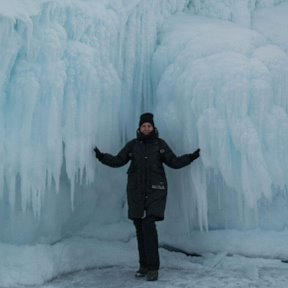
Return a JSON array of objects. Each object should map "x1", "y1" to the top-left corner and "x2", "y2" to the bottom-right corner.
[
  {"x1": 1, "y1": 0, "x2": 288, "y2": 286},
  {"x1": 0, "y1": 0, "x2": 288, "y2": 255}
]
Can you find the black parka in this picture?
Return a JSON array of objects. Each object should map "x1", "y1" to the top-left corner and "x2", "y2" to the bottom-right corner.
[{"x1": 98, "y1": 131, "x2": 193, "y2": 221}]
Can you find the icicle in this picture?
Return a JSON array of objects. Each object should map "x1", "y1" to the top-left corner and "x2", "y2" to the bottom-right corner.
[{"x1": 190, "y1": 161, "x2": 208, "y2": 231}]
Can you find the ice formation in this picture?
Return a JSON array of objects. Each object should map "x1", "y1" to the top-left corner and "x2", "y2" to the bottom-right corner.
[
  {"x1": 0, "y1": 0, "x2": 288, "y2": 245},
  {"x1": 153, "y1": 9, "x2": 288, "y2": 233}
]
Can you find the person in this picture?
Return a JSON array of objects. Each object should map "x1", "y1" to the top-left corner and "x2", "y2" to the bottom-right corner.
[{"x1": 93, "y1": 113, "x2": 200, "y2": 281}]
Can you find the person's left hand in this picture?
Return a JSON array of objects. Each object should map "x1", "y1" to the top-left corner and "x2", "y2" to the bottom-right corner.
[{"x1": 190, "y1": 148, "x2": 200, "y2": 161}]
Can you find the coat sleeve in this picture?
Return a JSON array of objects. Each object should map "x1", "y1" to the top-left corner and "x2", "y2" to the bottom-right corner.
[
  {"x1": 160, "y1": 139, "x2": 192, "y2": 169},
  {"x1": 98, "y1": 141, "x2": 133, "y2": 168}
]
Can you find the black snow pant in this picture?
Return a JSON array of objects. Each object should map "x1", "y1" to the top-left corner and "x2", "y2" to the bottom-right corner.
[{"x1": 133, "y1": 216, "x2": 160, "y2": 271}]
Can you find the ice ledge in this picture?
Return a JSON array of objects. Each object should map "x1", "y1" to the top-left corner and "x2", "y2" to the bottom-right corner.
[
  {"x1": 160, "y1": 229, "x2": 288, "y2": 260},
  {"x1": 1, "y1": 226, "x2": 288, "y2": 287}
]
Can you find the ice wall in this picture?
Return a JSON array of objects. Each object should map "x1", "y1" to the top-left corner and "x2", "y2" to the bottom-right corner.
[
  {"x1": 0, "y1": 0, "x2": 188, "y2": 244},
  {"x1": 0, "y1": 0, "x2": 122, "y2": 243},
  {"x1": 1, "y1": 0, "x2": 288, "y2": 245},
  {"x1": 187, "y1": 0, "x2": 288, "y2": 27},
  {"x1": 153, "y1": 2, "x2": 288, "y2": 233}
]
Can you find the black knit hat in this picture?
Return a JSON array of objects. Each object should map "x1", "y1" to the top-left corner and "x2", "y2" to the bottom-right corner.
[{"x1": 139, "y1": 112, "x2": 154, "y2": 127}]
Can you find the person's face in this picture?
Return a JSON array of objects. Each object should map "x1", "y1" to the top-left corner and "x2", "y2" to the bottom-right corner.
[{"x1": 140, "y1": 122, "x2": 154, "y2": 135}]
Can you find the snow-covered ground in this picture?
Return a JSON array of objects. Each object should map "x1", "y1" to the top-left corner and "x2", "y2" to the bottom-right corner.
[
  {"x1": 2, "y1": 221, "x2": 288, "y2": 288},
  {"x1": 35, "y1": 243, "x2": 288, "y2": 288}
]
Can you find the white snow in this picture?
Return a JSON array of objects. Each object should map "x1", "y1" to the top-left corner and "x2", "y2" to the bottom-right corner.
[
  {"x1": 35, "y1": 254, "x2": 288, "y2": 288},
  {"x1": 1, "y1": 222, "x2": 288, "y2": 287}
]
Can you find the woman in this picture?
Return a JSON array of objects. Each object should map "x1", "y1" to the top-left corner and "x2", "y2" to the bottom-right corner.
[{"x1": 93, "y1": 113, "x2": 200, "y2": 281}]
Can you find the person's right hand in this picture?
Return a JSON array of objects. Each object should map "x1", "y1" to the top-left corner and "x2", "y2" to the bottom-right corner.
[{"x1": 93, "y1": 146, "x2": 104, "y2": 160}]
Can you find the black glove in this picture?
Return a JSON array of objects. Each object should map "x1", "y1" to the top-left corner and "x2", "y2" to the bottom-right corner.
[
  {"x1": 190, "y1": 148, "x2": 200, "y2": 161},
  {"x1": 93, "y1": 146, "x2": 104, "y2": 160}
]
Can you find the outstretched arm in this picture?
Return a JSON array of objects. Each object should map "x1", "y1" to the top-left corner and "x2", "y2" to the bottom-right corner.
[
  {"x1": 160, "y1": 140, "x2": 200, "y2": 169},
  {"x1": 94, "y1": 141, "x2": 133, "y2": 168}
]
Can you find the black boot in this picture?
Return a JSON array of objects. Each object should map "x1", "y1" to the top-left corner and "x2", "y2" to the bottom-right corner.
[
  {"x1": 146, "y1": 270, "x2": 158, "y2": 281},
  {"x1": 135, "y1": 267, "x2": 148, "y2": 278}
]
